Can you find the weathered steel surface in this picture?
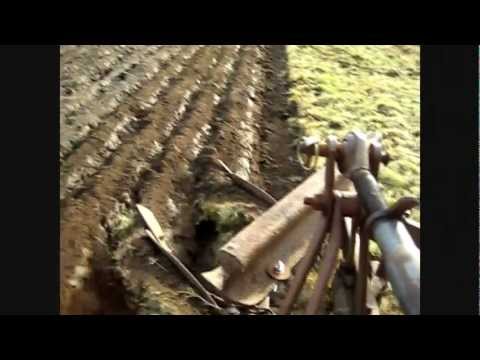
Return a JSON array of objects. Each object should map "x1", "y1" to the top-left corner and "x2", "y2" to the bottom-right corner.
[
  {"x1": 304, "y1": 202, "x2": 345, "y2": 315},
  {"x1": 402, "y1": 218, "x2": 420, "y2": 248},
  {"x1": 372, "y1": 220, "x2": 420, "y2": 314},
  {"x1": 277, "y1": 211, "x2": 330, "y2": 313},
  {"x1": 202, "y1": 132, "x2": 420, "y2": 313},
  {"x1": 201, "y1": 167, "x2": 352, "y2": 305},
  {"x1": 136, "y1": 204, "x2": 165, "y2": 244}
]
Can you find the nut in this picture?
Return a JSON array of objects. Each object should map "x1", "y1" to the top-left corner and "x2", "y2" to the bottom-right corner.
[{"x1": 267, "y1": 260, "x2": 291, "y2": 281}]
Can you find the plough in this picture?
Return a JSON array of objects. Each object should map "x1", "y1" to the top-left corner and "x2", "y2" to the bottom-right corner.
[{"x1": 137, "y1": 130, "x2": 420, "y2": 315}]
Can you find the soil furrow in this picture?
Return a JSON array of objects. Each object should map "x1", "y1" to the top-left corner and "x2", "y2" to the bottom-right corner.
[
  {"x1": 60, "y1": 46, "x2": 201, "y2": 201},
  {"x1": 64, "y1": 45, "x2": 167, "y2": 119},
  {"x1": 192, "y1": 46, "x2": 267, "y2": 199},
  {"x1": 105, "y1": 46, "x2": 243, "y2": 314},
  {"x1": 135, "y1": 46, "x2": 241, "y2": 258},
  {"x1": 60, "y1": 46, "x2": 160, "y2": 144},
  {"x1": 60, "y1": 46, "x2": 221, "y2": 314},
  {"x1": 163, "y1": 46, "x2": 272, "y2": 273},
  {"x1": 226, "y1": 46, "x2": 266, "y2": 183},
  {"x1": 60, "y1": 45, "x2": 78, "y2": 60},
  {"x1": 258, "y1": 45, "x2": 306, "y2": 199},
  {"x1": 61, "y1": 45, "x2": 141, "y2": 98},
  {"x1": 60, "y1": 46, "x2": 179, "y2": 160}
]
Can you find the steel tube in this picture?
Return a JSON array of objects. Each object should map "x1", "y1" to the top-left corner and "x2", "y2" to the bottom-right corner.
[
  {"x1": 372, "y1": 220, "x2": 420, "y2": 314},
  {"x1": 351, "y1": 170, "x2": 387, "y2": 214},
  {"x1": 351, "y1": 169, "x2": 420, "y2": 315}
]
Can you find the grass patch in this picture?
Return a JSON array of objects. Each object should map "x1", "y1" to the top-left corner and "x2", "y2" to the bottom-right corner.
[
  {"x1": 123, "y1": 275, "x2": 202, "y2": 315},
  {"x1": 369, "y1": 241, "x2": 382, "y2": 260},
  {"x1": 379, "y1": 286, "x2": 403, "y2": 315},
  {"x1": 286, "y1": 45, "x2": 420, "y2": 222},
  {"x1": 197, "y1": 200, "x2": 255, "y2": 235},
  {"x1": 194, "y1": 199, "x2": 258, "y2": 269},
  {"x1": 108, "y1": 206, "x2": 138, "y2": 240}
]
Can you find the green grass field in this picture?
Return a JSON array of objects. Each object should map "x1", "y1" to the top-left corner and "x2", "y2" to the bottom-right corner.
[{"x1": 286, "y1": 45, "x2": 420, "y2": 222}]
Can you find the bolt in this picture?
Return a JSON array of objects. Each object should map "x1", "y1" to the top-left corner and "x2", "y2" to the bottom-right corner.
[
  {"x1": 267, "y1": 260, "x2": 291, "y2": 281},
  {"x1": 272, "y1": 261, "x2": 285, "y2": 275}
]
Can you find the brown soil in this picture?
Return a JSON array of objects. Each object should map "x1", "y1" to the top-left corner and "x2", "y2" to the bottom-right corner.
[{"x1": 60, "y1": 45, "x2": 306, "y2": 314}]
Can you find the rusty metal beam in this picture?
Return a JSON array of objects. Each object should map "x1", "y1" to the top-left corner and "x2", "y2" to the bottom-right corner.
[
  {"x1": 201, "y1": 167, "x2": 353, "y2": 306},
  {"x1": 304, "y1": 202, "x2": 345, "y2": 315},
  {"x1": 277, "y1": 212, "x2": 330, "y2": 314}
]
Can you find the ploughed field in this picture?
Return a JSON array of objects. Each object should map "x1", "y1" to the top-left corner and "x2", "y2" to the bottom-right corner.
[
  {"x1": 60, "y1": 45, "x2": 306, "y2": 314},
  {"x1": 60, "y1": 45, "x2": 419, "y2": 315}
]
